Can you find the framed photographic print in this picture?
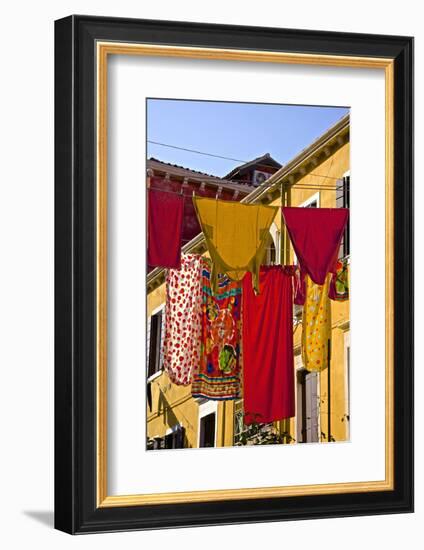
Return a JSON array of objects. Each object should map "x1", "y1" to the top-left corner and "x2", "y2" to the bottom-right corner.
[{"x1": 54, "y1": 15, "x2": 414, "y2": 534}]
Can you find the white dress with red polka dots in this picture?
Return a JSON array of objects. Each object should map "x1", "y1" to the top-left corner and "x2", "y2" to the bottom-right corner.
[{"x1": 162, "y1": 254, "x2": 202, "y2": 385}]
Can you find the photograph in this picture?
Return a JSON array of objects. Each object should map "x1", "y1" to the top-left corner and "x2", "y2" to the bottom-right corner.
[
  {"x1": 0, "y1": 0, "x2": 419, "y2": 545},
  {"x1": 146, "y1": 99, "x2": 351, "y2": 450},
  {"x1": 52, "y1": 14, "x2": 413, "y2": 534}
]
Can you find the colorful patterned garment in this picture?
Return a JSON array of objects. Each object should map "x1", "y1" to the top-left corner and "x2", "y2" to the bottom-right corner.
[
  {"x1": 329, "y1": 259, "x2": 349, "y2": 301},
  {"x1": 162, "y1": 254, "x2": 202, "y2": 386},
  {"x1": 302, "y1": 274, "x2": 332, "y2": 372},
  {"x1": 193, "y1": 197, "x2": 278, "y2": 294},
  {"x1": 191, "y1": 258, "x2": 242, "y2": 400}
]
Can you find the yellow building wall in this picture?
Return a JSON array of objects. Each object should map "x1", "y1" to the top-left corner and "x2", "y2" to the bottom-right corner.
[
  {"x1": 277, "y1": 142, "x2": 350, "y2": 443},
  {"x1": 147, "y1": 141, "x2": 350, "y2": 448}
]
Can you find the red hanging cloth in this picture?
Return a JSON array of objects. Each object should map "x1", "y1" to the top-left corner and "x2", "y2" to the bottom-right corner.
[
  {"x1": 282, "y1": 207, "x2": 349, "y2": 285},
  {"x1": 147, "y1": 188, "x2": 184, "y2": 269},
  {"x1": 242, "y1": 266, "x2": 295, "y2": 425}
]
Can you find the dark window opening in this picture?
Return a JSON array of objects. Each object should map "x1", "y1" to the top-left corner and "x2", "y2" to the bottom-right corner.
[
  {"x1": 337, "y1": 175, "x2": 350, "y2": 258},
  {"x1": 199, "y1": 413, "x2": 216, "y2": 447},
  {"x1": 265, "y1": 239, "x2": 277, "y2": 265},
  {"x1": 164, "y1": 426, "x2": 186, "y2": 449},
  {"x1": 147, "y1": 309, "x2": 164, "y2": 378}
]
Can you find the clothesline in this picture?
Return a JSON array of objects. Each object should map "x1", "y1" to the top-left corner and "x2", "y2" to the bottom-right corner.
[
  {"x1": 148, "y1": 172, "x2": 343, "y2": 186},
  {"x1": 210, "y1": 173, "x2": 343, "y2": 184},
  {"x1": 146, "y1": 183, "x2": 346, "y2": 199}
]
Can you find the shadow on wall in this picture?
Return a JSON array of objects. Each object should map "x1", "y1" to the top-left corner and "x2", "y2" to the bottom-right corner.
[
  {"x1": 156, "y1": 388, "x2": 193, "y2": 448},
  {"x1": 23, "y1": 510, "x2": 54, "y2": 528},
  {"x1": 158, "y1": 389, "x2": 180, "y2": 430}
]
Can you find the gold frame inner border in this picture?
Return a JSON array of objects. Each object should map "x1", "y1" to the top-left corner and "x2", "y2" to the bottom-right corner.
[{"x1": 96, "y1": 41, "x2": 394, "y2": 508}]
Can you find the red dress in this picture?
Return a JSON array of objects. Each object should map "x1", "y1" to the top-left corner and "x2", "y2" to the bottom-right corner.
[{"x1": 242, "y1": 266, "x2": 295, "y2": 425}]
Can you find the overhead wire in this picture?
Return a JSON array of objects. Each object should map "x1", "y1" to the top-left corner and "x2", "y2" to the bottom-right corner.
[
  {"x1": 148, "y1": 140, "x2": 247, "y2": 163},
  {"x1": 147, "y1": 140, "x2": 343, "y2": 182}
]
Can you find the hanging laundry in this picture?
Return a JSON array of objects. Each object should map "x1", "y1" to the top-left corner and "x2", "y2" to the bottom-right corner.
[
  {"x1": 191, "y1": 258, "x2": 242, "y2": 401},
  {"x1": 329, "y1": 258, "x2": 349, "y2": 301},
  {"x1": 302, "y1": 274, "x2": 332, "y2": 372},
  {"x1": 294, "y1": 259, "x2": 349, "y2": 305},
  {"x1": 162, "y1": 254, "x2": 202, "y2": 385},
  {"x1": 193, "y1": 197, "x2": 278, "y2": 294},
  {"x1": 282, "y1": 207, "x2": 349, "y2": 285},
  {"x1": 242, "y1": 266, "x2": 295, "y2": 425},
  {"x1": 293, "y1": 265, "x2": 306, "y2": 306},
  {"x1": 148, "y1": 188, "x2": 184, "y2": 269}
]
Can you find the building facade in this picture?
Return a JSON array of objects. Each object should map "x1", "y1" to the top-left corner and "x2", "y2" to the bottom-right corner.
[{"x1": 146, "y1": 114, "x2": 350, "y2": 449}]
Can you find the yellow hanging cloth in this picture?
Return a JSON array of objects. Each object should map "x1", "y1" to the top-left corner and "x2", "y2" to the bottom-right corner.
[
  {"x1": 193, "y1": 197, "x2": 278, "y2": 294},
  {"x1": 302, "y1": 274, "x2": 332, "y2": 372}
]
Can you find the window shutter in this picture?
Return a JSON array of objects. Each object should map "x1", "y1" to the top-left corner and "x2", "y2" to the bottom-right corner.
[
  {"x1": 337, "y1": 176, "x2": 350, "y2": 259},
  {"x1": 296, "y1": 369, "x2": 306, "y2": 443},
  {"x1": 147, "y1": 314, "x2": 158, "y2": 378},
  {"x1": 159, "y1": 308, "x2": 166, "y2": 370},
  {"x1": 146, "y1": 316, "x2": 151, "y2": 376},
  {"x1": 344, "y1": 175, "x2": 350, "y2": 256},
  {"x1": 305, "y1": 372, "x2": 319, "y2": 442},
  {"x1": 147, "y1": 310, "x2": 163, "y2": 378}
]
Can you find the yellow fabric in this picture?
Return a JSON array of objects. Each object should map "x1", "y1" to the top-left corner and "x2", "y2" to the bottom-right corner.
[
  {"x1": 193, "y1": 197, "x2": 278, "y2": 294},
  {"x1": 302, "y1": 274, "x2": 332, "y2": 372}
]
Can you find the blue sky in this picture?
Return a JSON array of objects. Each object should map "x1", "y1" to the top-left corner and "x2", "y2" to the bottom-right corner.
[{"x1": 147, "y1": 99, "x2": 349, "y2": 177}]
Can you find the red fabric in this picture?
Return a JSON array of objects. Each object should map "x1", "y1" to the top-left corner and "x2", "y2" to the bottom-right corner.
[
  {"x1": 293, "y1": 266, "x2": 306, "y2": 306},
  {"x1": 147, "y1": 188, "x2": 184, "y2": 269},
  {"x1": 242, "y1": 266, "x2": 295, "y2": 425},
  {"x1": 282, "y1": 207, "x2": 349, "y2": 285},
  {"x1": 149, "y1": 176, "x2": 242, "y2": 246}
]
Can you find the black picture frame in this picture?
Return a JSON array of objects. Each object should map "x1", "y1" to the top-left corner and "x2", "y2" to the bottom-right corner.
[{"x1": 54, "y1": 15, "x2": 414, "y2": 534}]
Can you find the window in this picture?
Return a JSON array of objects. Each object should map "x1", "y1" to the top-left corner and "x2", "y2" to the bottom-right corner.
[
  {"x1": 344, "y1": 331, "x2": 351, "y2": 439},
  {"x1": 165, "y1": 425, "x2": 186, "y2": 449},
  {"x1": 265, "y1": 223, "x2": 279, "y2": 265},
  {"x1": 265, "y1": 239, "x2": 277, "y2": 265},
  {"x1": 295, "y1": 193, "x2": 318, "y2": 264},
  {"x1": 147, "y1": 307, "x2": 165, "y2": 379},
  {"x1": 198, "y1": 400, "x2": 217, "y2": 447},
  {"x1": 300, "y1": 191, "x2": 319, "y2": 210},
  {"x1": 296, "y1": 368, "x2": 319, "y2": 443},
  {"x1": 337, "y1": 174, "x2": 350, "y2": 258},
  {"x1": 147, "y1": 425, "x2": 185, "y2": 450},
  {"x1": 233, "y1": 399, "x2": 274, "y2": 445},
  {"x1": 233, "y1": 399, "x2": 244, "y2": 445},
  {"x1": 199, "y1": 414, "x2": 216, "y2": 447},
  {"x1": 292, "y1": 194, "x2": 318, "y2": 318}
]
